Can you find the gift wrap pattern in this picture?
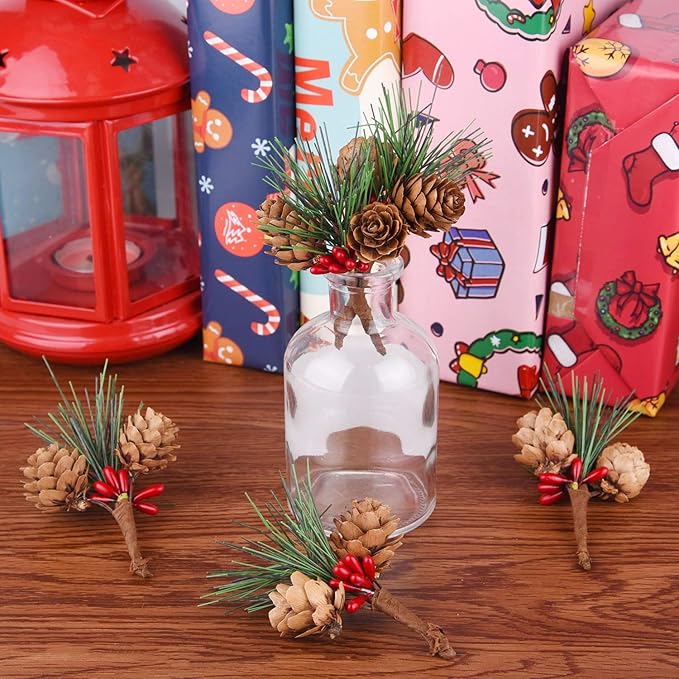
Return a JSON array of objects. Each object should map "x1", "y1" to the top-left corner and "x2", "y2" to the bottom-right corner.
[
  {"x1": 188, "y1": 0, "x2": 299, "y2": 372},
  {"x1": 544, "y1": 0, "x2": 679, "y2": 416},
  {"x1": 294, "y1": 0, "x2": 402, "y2": 320},
  {"x1": 399, "y1": 0, "x2": 624, "y2": 397}
]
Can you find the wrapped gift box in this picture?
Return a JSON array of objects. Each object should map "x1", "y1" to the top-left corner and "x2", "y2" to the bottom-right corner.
[
  {"x1": 399, "y1": 0, "x2": 623, "y2": 397},
  {"x1": 188, "y1": 0, "x2": 299, "y2": 371},
  {"x1": 294, "y1": 0, "x2": 402, "y2": 320},
  {"x1": 543, "y1": 0, "x2": 679, "y2": 416}
]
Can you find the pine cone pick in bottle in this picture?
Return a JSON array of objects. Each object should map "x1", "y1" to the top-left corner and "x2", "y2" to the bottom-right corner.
[
  {"x1": 391, "y1": 173, "x2": 465, "y2": 236},
  {"x1": 346, "y1": 201, "x2": 408, "y2": 263},
  {"x1": 329, "y1": 498, "x2": 402, "y2": 572},
  {"x1": 596, "y1": 443, "x2": 650, "y2": 503},
  {"x1": 21, "y1": 444, "x2": 89, "y2": 512},
  {"x1": 512, "y1": 407, "x2": 576, "y2": 475},
  {"x1": 336, "y1": 135, "x2": 378, "y2": 180},
  {"x1": 257, "y1": 196, "x2": 321, "y2": 271},
  {"x1": 116, "y1": 407, "x2": 179, "y2": 474},
  {"x1": 268, "y1": 571, "x2": 344, "y2": 639}
]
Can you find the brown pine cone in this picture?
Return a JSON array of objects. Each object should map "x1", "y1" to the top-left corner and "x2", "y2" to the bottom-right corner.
[
  {"x1": 597, "y1": 443, "x2": 650, "y2": 503},
  {"x1": 336, "y1": 135, "x2": 378, "y2": 180},
  {"x1": 116, "y1": 407, "x2": 179, "y2": 474},
  {"x1": 329, "y1": 498, "x2": 402, "y2": 572},
  {"x1": 21, "y1": 444, "x2": 89, "y2": 513},
  {"x1": 346, "y1": 202, "x2": 407, "y2": 263},
  {"x1": 512, "y1": 407, "x2": 576, "y2": 475},
  {"x1": 392, "y1": 173, "x2": 465, "y2": 236},
  {"x1": 257, "y1": 196, "x2": 321, "y2": 271},
  {"x1": 268, "y1": 571, "x2": 345, "y2": 639}
]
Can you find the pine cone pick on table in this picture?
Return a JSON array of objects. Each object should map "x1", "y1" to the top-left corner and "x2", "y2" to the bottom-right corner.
[
  {"x1": 329, "y1": 498, "x2": 402, "y2": 572},
  {"x1": 346, "y1": 202, "x2": 408, "y2": 263},
  {"x1": 257, "y1": 196, "x2": 321, "y2": 271},
  {"x1": 512, "y1": 407, "x2": 576, "y2": 475},
  {"x1": 21, "y1": 444, "x2": 89, "y2": 512},
  {"x1": 597, "y1": 443, "x2": 650, "y2": 503},
  {"x1": 268, "y1": 571, "x2": 345, "y2": 639},
  {"x1": 116, "y1": 407, "x2": 179, "y2": 474},
  {"x1": 392, "y1": 173, "x2": 465, "y2": 236}
]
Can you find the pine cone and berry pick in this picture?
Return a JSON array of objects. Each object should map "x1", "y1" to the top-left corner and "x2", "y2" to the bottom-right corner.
[
  {"x1": 21, "y1": 359, "x2": 180, "y2": 578},
  {"x1": 512, "y1": 371, "x2": 650, "y2": 570}
]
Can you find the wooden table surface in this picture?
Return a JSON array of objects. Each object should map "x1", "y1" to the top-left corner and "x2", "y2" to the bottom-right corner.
[{"x1": 1, "y1": 340, "x2": 678, "y2": 679}]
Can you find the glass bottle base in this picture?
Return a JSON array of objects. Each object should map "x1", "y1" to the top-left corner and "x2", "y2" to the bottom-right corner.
[{"x1": 289, "y1": 458, "x2": 436, "y2": 537}]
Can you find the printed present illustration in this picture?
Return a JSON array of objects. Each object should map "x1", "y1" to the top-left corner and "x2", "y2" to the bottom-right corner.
[
  {"x1": 188, "y1": 0, "x2": 299, "y2": 371},
  {"x1": 399, "y1": 0, "x2": 624, "y2": 397},
  {"x1": 294, "y1": 0, "x2": 402, "y2": 321},
  {"x1": 544, "y1": 0, "x2": 679, "y2": 416}
]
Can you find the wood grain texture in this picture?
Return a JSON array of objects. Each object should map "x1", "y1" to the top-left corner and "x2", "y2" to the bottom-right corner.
[{"x1": 0, "y1": 340, "x2": 678, "y2": 679}]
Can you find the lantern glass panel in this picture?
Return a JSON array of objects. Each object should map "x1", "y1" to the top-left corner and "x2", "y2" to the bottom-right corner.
[
  {"x1": 117, "y1": 113, "x2": 198, "y2": 303},
  {"x1": 0, "y1": 131, "x2": 95, "y2": 308}
]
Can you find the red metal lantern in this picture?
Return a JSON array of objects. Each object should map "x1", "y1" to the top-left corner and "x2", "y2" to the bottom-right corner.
[{"x1": 0, "y1": 0, "x2": 201, "y2": 364}]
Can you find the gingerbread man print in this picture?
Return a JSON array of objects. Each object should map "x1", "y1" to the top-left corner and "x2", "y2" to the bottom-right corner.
[{"x1": 309, "y1": 0, "x2": 400, "y2": 95}]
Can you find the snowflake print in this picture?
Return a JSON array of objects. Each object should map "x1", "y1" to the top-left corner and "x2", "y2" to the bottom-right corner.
[
  {"x1": 490, "y1": 335, "x2": 501, "y2": 348},
  {"x1": 251, "y1": 137, "x2": 272, "y2": 157},
  {"x1": 188, "y1": 41, "x2": 193, "y2": 58},
  {"x1": 199, "y1": 175, "x2": 214, "y2": 194},
  {"x1": 263, "y1": 364, "x2": 279, "y2": 373}
]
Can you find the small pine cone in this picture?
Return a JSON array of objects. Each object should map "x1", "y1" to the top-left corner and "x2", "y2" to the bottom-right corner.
[
  {"x1": 391, "y1": 173, "x2": 465, "y2": 236},
  {"x1": 512, "y1": 407, "x2": 576, "y2": 475},
  {"x1": 346, "y1": 201, "x2": 408, "y2": 263},
  {"x1": 329, "y1": 498, "x2": 402, "y2": 573},
  {"x1": 257, "y1": 196, "x2": 321, "y2": 271},
  {"x1": 336, "y1": 135, "x2": 378, "y2": 180},
  {"x1": 21, "y1": 443, "x2": 89, "y2": 513},
  {"x1": 116, "y1": 407, "x2": 179, "y2": 474},
  {"x1": 268, "y1": 571, "x2": 345, "y2": 639},
  {"x1": 597, "y1": 443, "x2": 650, "y2": 503}
]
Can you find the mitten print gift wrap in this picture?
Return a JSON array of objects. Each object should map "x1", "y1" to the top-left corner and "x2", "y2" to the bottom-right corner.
[
  {"x1": 188, "y1": 0, "x2": 299, "y2": 371},
  {"x1": 544, "y1": 0, "x2": 679, "y2": 417},
  {"x1": 294, "y1": 0, "x2": 402, "y2": 320},
  {"x1": 399, "y1": 0, "x2": 623, "y2": 397}
]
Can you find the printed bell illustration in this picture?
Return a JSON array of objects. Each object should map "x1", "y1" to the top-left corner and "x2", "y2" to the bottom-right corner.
[{"x1": 659, "y1": 231, "x2": 679, "y2": 274}]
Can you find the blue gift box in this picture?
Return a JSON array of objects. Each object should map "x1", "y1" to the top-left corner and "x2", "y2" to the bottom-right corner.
[{"x1": 188, "y1": 0, "x2": 299, "y2": 372}]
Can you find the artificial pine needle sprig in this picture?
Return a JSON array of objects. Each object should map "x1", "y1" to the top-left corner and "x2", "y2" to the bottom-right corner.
[
  {"x1": 203, "y1": 471, "x2": 456, "y2": 659},
  {"x1": 512, "y1": 371, "x2": 651, "y2": 570},
  {"x1": 20, "y1": 359, "x2": 180, "y2": 578}
]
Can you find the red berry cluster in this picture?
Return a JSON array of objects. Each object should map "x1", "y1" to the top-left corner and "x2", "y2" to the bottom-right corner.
[
  {"x1": 329, "y1": 554, "x2": 376, "y2": 613},
  {"x1": 309, "y1": 246, "x2": 371, "y2": 275},
  {"x1": 538, "y1": 457, "x2": 609, "y2": 505},
  {"x1": 89, "y1": 466, "x2": 165, "y2": 515}
]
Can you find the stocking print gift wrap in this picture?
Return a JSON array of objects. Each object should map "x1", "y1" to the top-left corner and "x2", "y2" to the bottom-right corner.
[
  {"x1": 544, "y1": 0, "x2": 679, "y2": 417},
  {"x1": 399, "y1": 0, "x2": 622, "y2": 396},
  {"x1": 294, "y1": 0, "x2": 402, "y2": 320},
  {"x1": 188, "y1": 0, "x2": 299, "y2": 371}
]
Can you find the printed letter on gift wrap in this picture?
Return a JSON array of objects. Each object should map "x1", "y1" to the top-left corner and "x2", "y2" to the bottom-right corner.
[{"x1": 295, "y1": 57, "x2": 334, "y2": 142}]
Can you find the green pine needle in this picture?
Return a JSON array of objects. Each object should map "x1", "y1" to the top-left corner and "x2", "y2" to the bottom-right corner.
[
  {"x1": 201, "y1": 467, "x2": 337, "y2": 613},
  {"x1": 537, "y1": 369, "x2": 642, "y2": 477},
  {"x1": 24, "y1": 358, "x2": 124, "y2": 482}
]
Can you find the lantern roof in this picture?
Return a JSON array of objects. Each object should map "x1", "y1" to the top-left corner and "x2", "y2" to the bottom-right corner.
[{"x1": 0, "y1": 0, "x2": 189, "y2": 120}]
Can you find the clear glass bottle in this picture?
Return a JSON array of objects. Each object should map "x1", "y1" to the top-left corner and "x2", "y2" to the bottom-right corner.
[{"x1": 284, "y1": 257, "x2": 438, "y2": 536}]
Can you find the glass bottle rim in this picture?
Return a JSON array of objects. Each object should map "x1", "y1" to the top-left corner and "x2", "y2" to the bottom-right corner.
[{"x1": 325, "y1": 256, "x2": 404, "y2": 287}]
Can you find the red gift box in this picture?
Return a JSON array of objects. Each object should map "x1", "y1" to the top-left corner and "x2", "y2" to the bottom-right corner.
[{"x1": 543, "y1": 0, "x2": 679, "y2": 417}]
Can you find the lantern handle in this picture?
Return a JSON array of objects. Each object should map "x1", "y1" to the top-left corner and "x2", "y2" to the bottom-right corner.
[{"x1": 49, "y1": 0, "x2": 126, "y2": 20}]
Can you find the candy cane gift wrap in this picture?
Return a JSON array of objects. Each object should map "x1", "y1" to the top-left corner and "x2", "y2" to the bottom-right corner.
[{"x1": 188, "y1": 0, "x2": 298, "y2": 371}]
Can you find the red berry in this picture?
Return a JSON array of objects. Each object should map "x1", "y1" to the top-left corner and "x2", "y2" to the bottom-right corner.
[
  {"x1": 570, "y1": 457, "x2": 583, "y2": 483},
  {"x1": 332, "y1": 565, "x2": 351, "y2": 580},
  {"x1": 344, "y1": 258, "x2": 357, "y2": 271},
  {"x1": 309, "y1": 265, "x2": 329, "y2": 275},
  {"x1": 538, "y1": 491, "x2": 564, "y2": 505},
  {"x1": 362, "y1": 556, "x2": 376, "y2": 581},
  {"x1": 329, "y1": 579, "x2": 341, "y2": 589},
  {"x1": 342, "y1": 555, "x2": 363, "y2": 575},
  {"x1": 332, "y1": 246, "x2": 348, "y2": 263},
  {"x1": 346, "y1": 595, "x2": 369, "y2": 613},
  {"x1": 539, "y1": 473, "x2": 569, "y2": 485},
  {"x1": 92, "y1": 480, "x2": 117, "y2": 498},
  {"x1": 349, "y1": 573, "x2": 373, "y2": 589},
  {"x1": 537, "y1": 483, "x2": 563, "y2": 493},
  {"x1": 317, "y1": 255, "x2": 333, "y2": 267},
  {"x1": 327, "y1": 262, "x2": 348, "y2": 274},
  {"x1": 356, "y1": 261, "x2": 371, "y2": 273},
  {"x1": 117, "y1": 469, "x2": 129, "y2": 494},
  {"x1": 135, "y1": 501, "x2": 159, "y2": 515},
  {"x1": 133, "y1": 483, "x2": 165, "y2": 503},
  {"x1": 581, "y1": 467, "x2": 609, "y2": 484},
  {"x1": 103, "y1": 467, "x2": 121, "y2": 493}
]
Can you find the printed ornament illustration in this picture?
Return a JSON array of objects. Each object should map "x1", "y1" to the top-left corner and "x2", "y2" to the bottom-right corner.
[
  {"x1": 450, "y1": 329, "x2": 542, "y2": 389},
  {"x1": 596, "y1": 270, "x2": 662, "y2": 341},
  {"x1": 430, "y1": 227, "x2": 505, "y2": 299},
  {"x1": 566, "y1": 110, "x2": 615, "y2": 173},
  {"x1": 513, "y1": 372, "x2": 650, "y2": 571},
  {"x1": 474, "y1": 0, "x2": 564, "y2": 41},
  {"x1": 572, "y1": 37, "x2": 631, "y2": 78},
  {"x1": 213, "y1": 202, "x2": 264, "y2": 257},
  {"x1": 623, "y1": 123, "x2": 679, "y2": 208},
  {"x1": 192, "y1": 90, "x2": 233, "y2": 153},
  {"x1": 203, "y1": 475, "x2": 456, "y2": 660},
  {"x1": 309, "y1": 0, "x2": 400, "y2": 95},
  {"x1": 511, "y1": 71, "x2": 559, "y2": 166},
  {"x1": 659, "y1": 231, "x2": 679, "y2": 274},
  {"x1": 402, "y1": 33, "x2": 454, "y2": 89},
  {"x1": 21, "y1": 362, "x2": 180, "y2": 578},
  {"x1": 473, "y1": 58, "x2": 507, "y2": 92},
  {"x1": 451, "y1": 139, "x2": 500, "y2": 203},
  {"x1": 209, "y1": 0, "x2": 257, "y2": 13},
  {"x1": 0, "y1": 0, "x2": 201, "y2": 364}
]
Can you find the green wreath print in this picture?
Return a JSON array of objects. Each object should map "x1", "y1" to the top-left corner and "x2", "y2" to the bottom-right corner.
[{"x1": 475, "y1": 0, "x2": 561, "y2": 40}]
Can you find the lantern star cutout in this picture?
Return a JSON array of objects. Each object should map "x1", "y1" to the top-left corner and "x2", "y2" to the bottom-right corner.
[
  {"x1": 111, "y1": 48, "x2": 138, "y2": 72},
  {"x1": 0, "y1": 49, "x2": 9, "y2": 69}
]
